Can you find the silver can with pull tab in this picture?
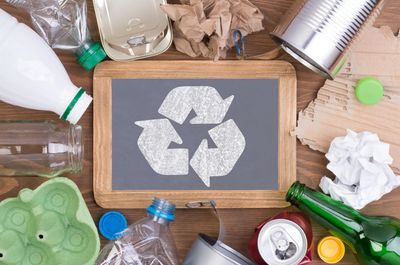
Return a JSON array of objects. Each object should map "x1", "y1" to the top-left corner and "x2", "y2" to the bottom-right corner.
[
  {"x1": 183, "y1": 201, "x2": 256, "y2": 265},
  {"x1": 257, "y1": 219, "x2": 307, "y2": 265},
  {"x1": 271, "y1": 0, "x2": 385, "y2": 79},
  {"x1": 93, "y1": 0, "x2": 172, "y2": 61}
]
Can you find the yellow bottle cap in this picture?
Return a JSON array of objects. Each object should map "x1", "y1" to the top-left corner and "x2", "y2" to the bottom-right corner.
[{"x1": 318, "y1": 236, "x2": 345, "y2": 264}]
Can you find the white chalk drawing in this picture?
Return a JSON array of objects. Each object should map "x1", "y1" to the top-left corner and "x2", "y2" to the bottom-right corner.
[
  {"x1": 135, "y1": 86, "x2": 246, "y2": 187},
  {"x1": 190, "y1": 119, "x2": 246, "y2": 187},
  {"x1": 158, "y1": 86, "x2": 234, "y2": 124},
  {"x1": 135, "y1": 119, "x2": 189, "y2": 175}
]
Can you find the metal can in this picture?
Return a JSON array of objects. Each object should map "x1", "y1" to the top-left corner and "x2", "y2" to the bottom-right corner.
[
  {"x1": 271, "y1": 0, "x2": 384, "y2": 79},
  {"x1": 184, "y1": 234, "x2": 256, "y2": 265},
  {"x1": 93, "y1": 0, "x2": 173, "y2": 61},
  {"x1": 183, "y1": 201, "x2": 256, "y2": 265},
  {"x1": 248, "y1": 212, "x2": 313, "y2": 265}
]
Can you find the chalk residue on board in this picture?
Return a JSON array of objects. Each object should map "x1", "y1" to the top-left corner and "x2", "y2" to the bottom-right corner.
[{"x1": 295, "y1": 26, "x2": 400, "y2": 173}]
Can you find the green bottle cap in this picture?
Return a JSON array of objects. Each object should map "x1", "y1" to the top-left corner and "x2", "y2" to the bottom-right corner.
[
  {"x1": 77, "y1": 41, "x2": 107, "y2": 71},
  {"x1": 355, "y1": 77, "x2": 384, "y2": 105}
]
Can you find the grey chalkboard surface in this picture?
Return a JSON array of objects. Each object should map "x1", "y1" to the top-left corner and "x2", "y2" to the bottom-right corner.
[
  {"x1": 93, "y1": 60, "x2": 296, "y2": 208},
  {"x1": 112, "y1": 79, "x2": 278, "y2": 190}
]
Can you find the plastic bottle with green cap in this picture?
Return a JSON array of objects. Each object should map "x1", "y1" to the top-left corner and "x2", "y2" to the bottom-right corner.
[
  {"x1": 0, "y1": 8, "x2": 92, "y2": 124},
  {"x1": 6, "y1": 0, "x2": 107, "y2": 71}
]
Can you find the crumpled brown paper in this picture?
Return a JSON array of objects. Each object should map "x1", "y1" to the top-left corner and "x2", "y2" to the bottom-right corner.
[{"x1": 161, "y1": 0, "x2": 264, "y2": 60}]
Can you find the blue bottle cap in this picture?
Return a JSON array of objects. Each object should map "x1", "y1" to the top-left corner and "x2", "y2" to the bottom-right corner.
[{"x1": 99, "y1": 211, "x2": 128, "y2": 240}]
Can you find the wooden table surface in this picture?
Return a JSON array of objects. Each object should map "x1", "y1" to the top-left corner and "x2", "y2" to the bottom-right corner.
[{"x1": 1, "y1": 1, "x2": 400, "y2": 264}]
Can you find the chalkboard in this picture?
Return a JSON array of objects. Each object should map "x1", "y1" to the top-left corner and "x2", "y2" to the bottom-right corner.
[{"x1": 94, "y1": 60, "x2": 296, "y2": 208}]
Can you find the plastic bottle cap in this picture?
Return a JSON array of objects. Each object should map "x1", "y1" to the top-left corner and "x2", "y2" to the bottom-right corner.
[
  {"x1": 318, "y1": 236, "x2": 345, "y2": 264},
  {"x1": 99, "y1": 211, "x2": 128, "y2": 240},
  {"x1": 355, "y1": 77, "x2": 384, "y2": 105},
  {"x1": 77, "y1": 42, "x2": 107, "y2": 71}
]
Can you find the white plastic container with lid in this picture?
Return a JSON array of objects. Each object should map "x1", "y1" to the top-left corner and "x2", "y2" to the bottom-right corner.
[{"x1": 0, "y1": 8, "x2": 92, "y2": 124}]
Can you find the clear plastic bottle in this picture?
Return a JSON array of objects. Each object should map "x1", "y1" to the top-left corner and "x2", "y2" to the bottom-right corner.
[
  {"x1": 0, "y1": 120, "x2": 83, "y2": 177},
  {"x1": 95, "y1": 198, "x2": 179, "y2": 265},
  {"x1": 6, "y1": 0, "x2": 107, "y2": 70}
]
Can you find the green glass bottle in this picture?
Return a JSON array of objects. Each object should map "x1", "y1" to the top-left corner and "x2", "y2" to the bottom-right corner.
[{"x1": 286, "y1": 181, "x2": 400, "y2": 265}]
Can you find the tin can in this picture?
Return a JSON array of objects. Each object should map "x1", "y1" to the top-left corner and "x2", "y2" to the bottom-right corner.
[
  {"x1": 93, "y1": 0, "x2": 173, "y2": 61},
  {"x1": 184, "y1": 234, "x2": 255, "y2": 265},
  {"x1": 248, "y1": 212, "x2": 313, "y2": 265},
  {"x1": 183, "y1": 201, "x2": 256, "y2": 265},
  {"x1": 271, "y1": 0, "x2": 384, "y2": 79}
]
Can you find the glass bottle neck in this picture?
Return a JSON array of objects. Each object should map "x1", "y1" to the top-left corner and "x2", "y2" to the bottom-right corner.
[
  {"x1": 287, "y1": 182, "x2": 365, "y2": 245},
  {"x1": 66, "y1": 125, "x2": 83, "y2": 172}
]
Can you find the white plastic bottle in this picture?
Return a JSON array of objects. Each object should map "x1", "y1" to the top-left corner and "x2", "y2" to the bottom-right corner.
[{"x1": 0, "y1": 8, "x2": 92, "y2": 124}]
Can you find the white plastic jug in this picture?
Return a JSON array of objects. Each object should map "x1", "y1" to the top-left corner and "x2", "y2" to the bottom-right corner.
[{"x1": 0, "y1": 8, "x2": 92, "y2": 124}]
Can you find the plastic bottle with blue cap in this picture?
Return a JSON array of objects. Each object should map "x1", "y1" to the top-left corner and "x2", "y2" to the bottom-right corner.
[{"x1": 95, "y1": 198, "x2": 179, "y2": 265}]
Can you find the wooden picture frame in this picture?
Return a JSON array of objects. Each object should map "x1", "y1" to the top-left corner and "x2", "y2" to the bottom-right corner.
[{"x1": 93, "y1": 60, "x2": 296, "y2": 208}]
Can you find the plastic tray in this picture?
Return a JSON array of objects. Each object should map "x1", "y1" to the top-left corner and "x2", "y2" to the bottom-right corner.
[{"x1": 0, "y1": 177, "x2": 100, "y2": 265}]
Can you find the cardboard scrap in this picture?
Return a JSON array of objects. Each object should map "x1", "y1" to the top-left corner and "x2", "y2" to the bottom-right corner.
[
  {"x1": 295, "y1": 26, "x2": 400, "y2": 173},
  {"x1": 161, "y1": 0, "x2": 264, "y2": 60}
]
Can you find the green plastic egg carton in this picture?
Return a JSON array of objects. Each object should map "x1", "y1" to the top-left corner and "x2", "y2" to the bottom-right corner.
[{"x1": 0, "y1": 177, "x2": 100, "y2": 265}]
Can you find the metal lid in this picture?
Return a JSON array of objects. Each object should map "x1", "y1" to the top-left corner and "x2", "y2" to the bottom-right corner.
[
  {"x1": 279, "y1": 43, "x2": 332, "y2": 79},
  {"x1": 93, "y1": 0, "x2": 172, "y2": 61},
  {"x1": 257, "y1": 219, "x2": 308, "y2": 265}
]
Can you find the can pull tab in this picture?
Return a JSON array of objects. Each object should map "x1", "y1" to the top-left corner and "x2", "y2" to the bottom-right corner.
[
  {"x1": 127, "y1": 35, "x2": 146, "y2": 47},
  {"x1": 271, "y1": 227, "x2": 298, "y2": 260},
  {"x1": 186, "y1": 200, "x2": 225, "y2": 243},
  {"x1": 108, "y1": 26, "x2": 168, "y2": 56}
]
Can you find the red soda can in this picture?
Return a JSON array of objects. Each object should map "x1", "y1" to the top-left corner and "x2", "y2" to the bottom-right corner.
[{"x1": 248, "y1": 212, "x2": 313, "y2": 265}]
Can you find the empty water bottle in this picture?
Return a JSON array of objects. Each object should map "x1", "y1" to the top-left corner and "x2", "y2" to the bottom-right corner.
[
  {"x1": 6, "y1": 0, "x2": 106, "y2": 70},
  {"x1": 95, "y1": 198, "x2": 179, "y2": 265}
]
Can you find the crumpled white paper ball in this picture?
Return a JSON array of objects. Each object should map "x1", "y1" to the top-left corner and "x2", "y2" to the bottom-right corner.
[{"x1": 320, "y1": 129, "x2": 400, "y2": 210}]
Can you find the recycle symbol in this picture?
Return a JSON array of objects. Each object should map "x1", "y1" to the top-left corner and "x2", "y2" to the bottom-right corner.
[{"x1": 134, "y1": 86, "x2": 246, "y2": 187}]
